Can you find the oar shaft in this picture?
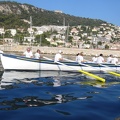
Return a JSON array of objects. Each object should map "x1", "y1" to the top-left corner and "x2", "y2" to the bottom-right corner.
[
  {"x1": 99, "y1": 63, "x2": 120, "y2": 77},
  {"x1": 43, "y1": 56, "x2": 52, "y2": 60},
  {"x1": 63, "y1": 58, "x2": 75, "y2": 62},
  {"x1": 56, "y1": 61, "x2": 105, "y2": 82},
  {"x1": 64, "y1": 58, "x2": 120, "y2": 78},
  {"x1": 108, "y1": 71, "x2": 120, "y2": 77},
  {"x1": 79, "y1": 70, "x2": 105, "y2": 82},
  {"x1": 84, "y1": 58, "x2": 120, "y2": 77}
]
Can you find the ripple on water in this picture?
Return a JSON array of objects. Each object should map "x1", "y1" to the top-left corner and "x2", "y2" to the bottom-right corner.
[{"x1": 0, "y1": 71, "x2": 120, "y2": 120}]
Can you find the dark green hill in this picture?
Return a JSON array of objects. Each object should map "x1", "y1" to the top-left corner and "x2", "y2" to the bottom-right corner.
[{"x1": 0, "y1": 1, "x2": 108, "y2": 29}]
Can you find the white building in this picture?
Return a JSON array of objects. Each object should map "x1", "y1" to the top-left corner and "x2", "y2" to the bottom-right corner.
[
  {"x1": 0, "y1": 28, "x2": 5, "y2": 35},
  {"x1": 24, "y1": 36, "x2": 35, "y2": 42},
  {"x1": 4, "y1": 38, "x2": 14, "y2": 45},
  {"x1": 9, "y1": 29, "x2": 17, "y2": 36}
]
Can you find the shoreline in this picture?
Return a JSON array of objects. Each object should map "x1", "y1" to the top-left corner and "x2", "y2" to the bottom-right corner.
[{"x1": 2, "y1": 45, "x2": 120, "y2": 57}]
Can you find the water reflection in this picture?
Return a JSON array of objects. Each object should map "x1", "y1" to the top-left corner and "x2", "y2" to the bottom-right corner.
[
  {"x1": 80, "y1": 81, "x2": 120, "y2": 88},
  {"x1": 0, "y1": 71, "x2": 120, "y2": 89},
  {"x1": 55, "y1": 110, "x2": 71, "y2": 115},
  {"x1": 53, "y1": 77, "x2": 61, "y2": 87},
  {"x1": 0, "y1": 72, "x2": 120, "y2": 111},
  {"x1": 0, "y1": 94, "x2": 80, "y2": 110},
  {"x1": 0, "y1": 71, "x2": 4, "y2": 89}
]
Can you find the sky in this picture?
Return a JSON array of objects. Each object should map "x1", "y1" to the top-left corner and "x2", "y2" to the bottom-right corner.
[{"x1": 11, "y1": 0, "x2": 120, "y2": 26}]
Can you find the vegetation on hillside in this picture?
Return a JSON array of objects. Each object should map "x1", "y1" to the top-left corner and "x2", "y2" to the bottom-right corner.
[{"x1": 0, "y1": 1, "x2": 108, "y2": 29}]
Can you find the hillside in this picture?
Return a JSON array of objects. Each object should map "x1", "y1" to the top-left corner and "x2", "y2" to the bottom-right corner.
[{"x1": 0, "y1": 1, "x2": 108, "y2": 29}]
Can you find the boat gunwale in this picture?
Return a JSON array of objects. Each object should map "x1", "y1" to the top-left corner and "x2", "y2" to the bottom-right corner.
[{"x1": 1, "y1": 53, "x2": 120, "y2": 69}]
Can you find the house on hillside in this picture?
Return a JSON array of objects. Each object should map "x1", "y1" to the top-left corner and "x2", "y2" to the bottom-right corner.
[
  {"x1": 9, "y1": 29, "x2": 17, "y2": 36},
  {"x1": 70, "y1": 28, "x2": 79, "y2": 35},
  {"x1": 0, "y1": 28, "x2": 5, "y2": 34},
  {"x1": 24, "y1": 36, "x2": 35, "y2": 45},
  {"x1": 4, "y1": 38, "x2": 14, "y2": 45}
]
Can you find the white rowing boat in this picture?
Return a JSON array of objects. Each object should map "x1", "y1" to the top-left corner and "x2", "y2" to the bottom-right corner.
[{"x1": 0, "y1": 53, "x2": 120, "y2": 72}]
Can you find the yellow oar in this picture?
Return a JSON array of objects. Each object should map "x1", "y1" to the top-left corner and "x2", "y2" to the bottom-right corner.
[
  {"x1": 99, "y1": 63, "x2": 120, "y2": 77},
  {"x1": 82, "y1": 62, "x2": 120, "y2": 78},
  {"x1": 55, "y1": 61, "x2": 105, "y2": 82},
  {"x1": 108, "y1": 71, "x2": 120, "y2": 77},
  {"x1": 78, "y1": 70, "x2": 105, "y2": 82},
  {"x1": 64, "y1": 57, "x2": 120, "y2": 78},
  {"x1": 83, "y1": 58, "x2": 120, "y2": 77}
]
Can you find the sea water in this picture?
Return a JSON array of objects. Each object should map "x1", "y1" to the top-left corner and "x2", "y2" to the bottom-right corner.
[{"x1": 0, "y1": 71, "x2": 120, "y2": 120}]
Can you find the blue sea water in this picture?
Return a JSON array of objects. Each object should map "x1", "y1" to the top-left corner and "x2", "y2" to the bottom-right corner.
[{"x1": 0, "y1": 71, "x2": 120, "y2": 120}]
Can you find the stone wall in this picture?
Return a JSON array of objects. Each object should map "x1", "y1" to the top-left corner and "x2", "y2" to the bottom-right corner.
[{"x1": 0, "y1": 45, "x2": 120, "y2": 57}]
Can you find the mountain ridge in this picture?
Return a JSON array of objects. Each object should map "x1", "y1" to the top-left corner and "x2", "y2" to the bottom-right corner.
[{"x1": 0, "y1": 1, "x2": 109, "y2": 29}]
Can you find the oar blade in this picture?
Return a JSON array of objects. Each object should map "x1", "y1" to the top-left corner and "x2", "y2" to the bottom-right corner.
[
  {"x1": 79, "y1": 70, "x2": 105, "y2": 82},
  {"x1": 98, "y1": 63, "x2": 120, "y2": 77},
  {"x1": 108, "y1": 71, "x2": 120, "y2": 77},
  {"x1": 56, "y1": 61, "x2": 105, "y2": 82}
]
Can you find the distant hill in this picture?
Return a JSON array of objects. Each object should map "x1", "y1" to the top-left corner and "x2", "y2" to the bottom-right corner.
[{"x1": 0, "y1": 1, "x2": 109, "y2": 29}]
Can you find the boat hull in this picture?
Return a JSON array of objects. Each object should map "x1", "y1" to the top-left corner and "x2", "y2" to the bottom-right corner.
[{"x1": 0, "y1": 53, "x2": 120, "y2": 72}]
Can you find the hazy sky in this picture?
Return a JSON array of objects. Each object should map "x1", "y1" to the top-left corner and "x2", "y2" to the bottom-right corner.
[{"x1": 14, "y1": 0, "x2": 120, "y2": 26}]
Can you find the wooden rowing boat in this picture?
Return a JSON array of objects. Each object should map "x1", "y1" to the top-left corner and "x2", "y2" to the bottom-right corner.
[{"x1": 0, "y1": 53, "x2": 120, "y2": 72}]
